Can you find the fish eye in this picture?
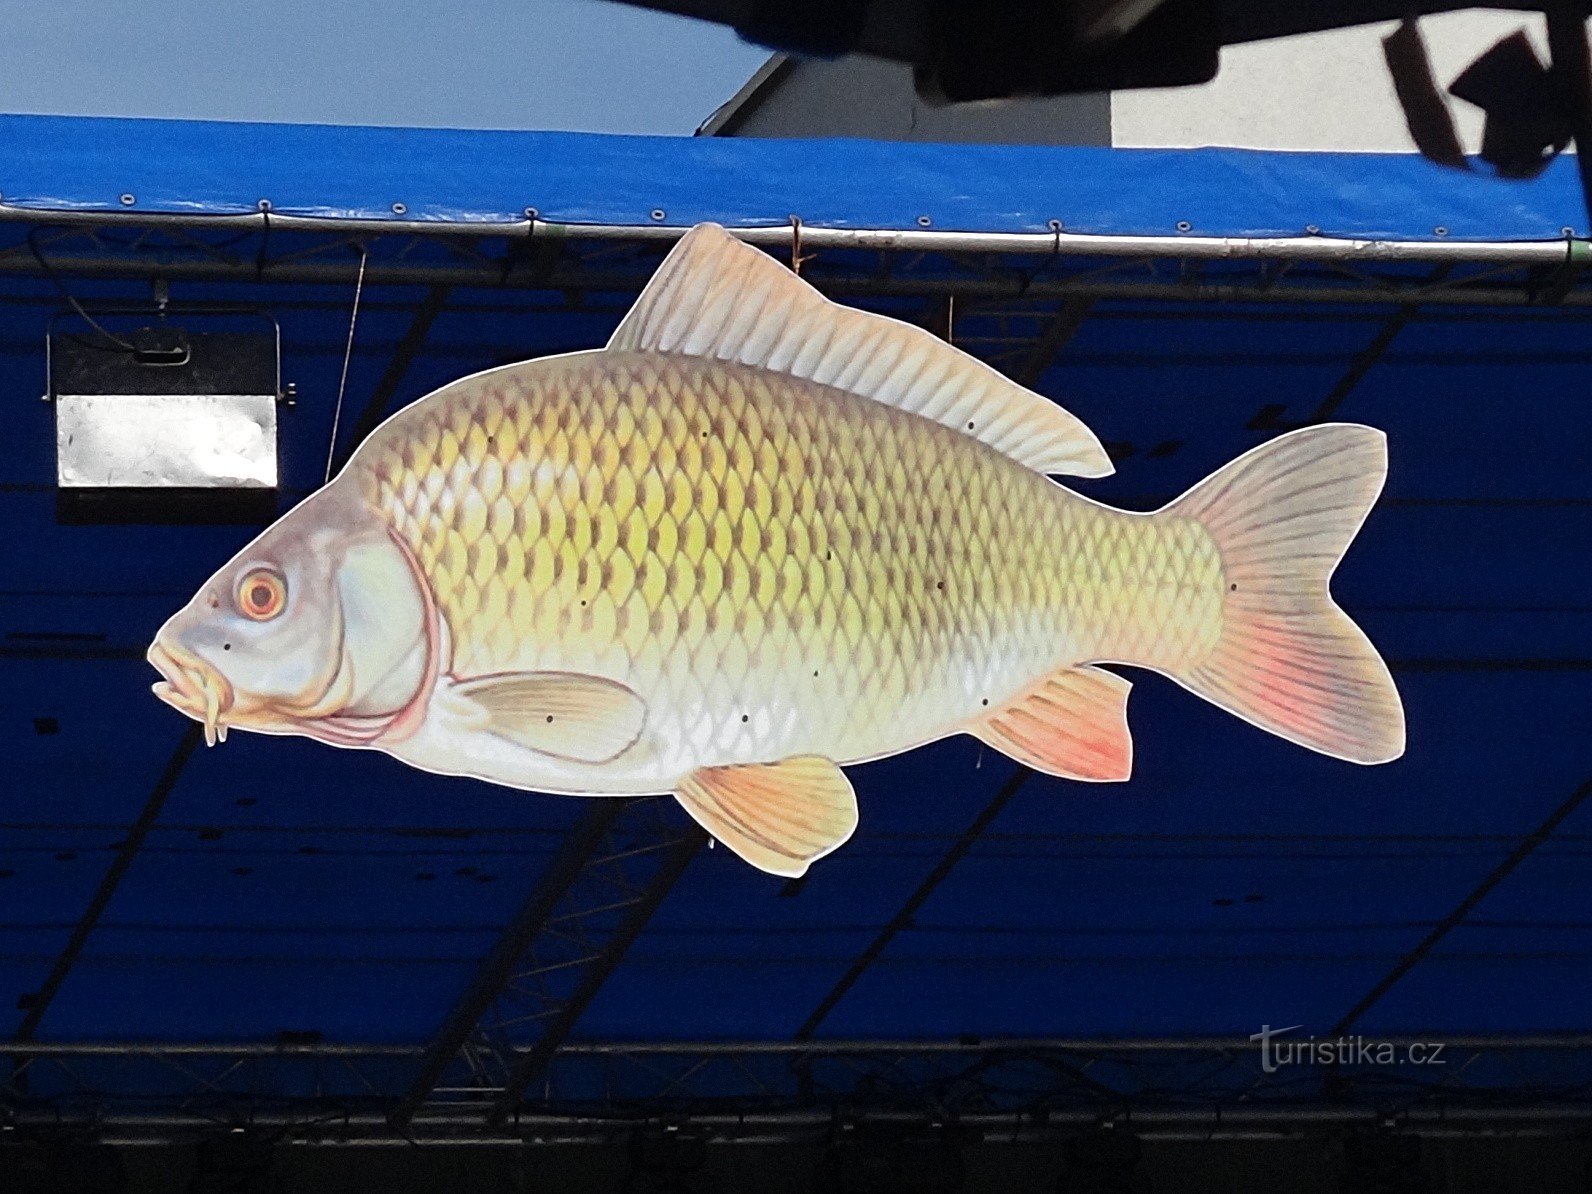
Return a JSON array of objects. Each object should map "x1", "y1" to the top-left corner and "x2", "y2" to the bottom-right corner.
[{"x1": 235, "y1": 568, "x2": 287, "y2": 621}]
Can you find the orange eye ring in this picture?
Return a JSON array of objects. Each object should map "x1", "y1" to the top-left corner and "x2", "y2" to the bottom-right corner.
[{"x1": 236, "y1": 568, "x2": 287, "y2": 621}]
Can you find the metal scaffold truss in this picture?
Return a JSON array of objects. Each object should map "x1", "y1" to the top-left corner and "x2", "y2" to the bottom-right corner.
[
  {"x1": 386, "y1": 798, "x2": 705, "y2": 1131},
  {"x1": 8, "y1": 1035, "x2": 1592, "y2": 1145}
]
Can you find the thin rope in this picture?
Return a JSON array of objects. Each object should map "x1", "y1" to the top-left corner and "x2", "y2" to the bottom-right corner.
[{"x1": 325, "y1": 245, "x2": 369, "y2": 483}]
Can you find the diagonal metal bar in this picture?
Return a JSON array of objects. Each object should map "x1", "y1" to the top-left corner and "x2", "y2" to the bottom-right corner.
[
  {"x1": 484, "y1": 825, "x2": 703, "y2": 1124},
  {"x1": 1014, "y1": 297, "x2": 1095, "y2": 387},
  {"x1": 11, "y1": 724, "x2": 201, "y2": 1048},
  {"x1": 795, "y1": 765, "x2": 1033, "y2": 1040},
  {"x1": 1308, "y1": 301, "x2": 1425, "y2": 422},
  {"x1": 1330, "y1": 774, "x2": 1592, "y2": 1036},
  {"x1": 387, "y1": 799, "x2": 634, "y2": 1129},
  {"x1": 1248, "y1": 267, "x2": 1449, "y2": 432}
]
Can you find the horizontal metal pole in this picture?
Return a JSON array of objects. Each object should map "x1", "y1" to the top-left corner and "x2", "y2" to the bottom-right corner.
[
  {"x1": 72, "y1": 1126, "x2": 1592, "y2": 1146},
  {"x1": 562, "y1": 1032, "x2": 1592, "y2": 1053},
  {"x1": 0, "y1": 204, "x2": 532, "y2": 239},
  {"x1": 12, "y1": 1032, "x2": 1592, "y2": 1057},
  {"x1": 16, "y1": 1102, "x2": 1592, "y2": 1144},
  {"x1": 0, "y1": 250, "x2": 1583, "y2": 308},
  {"x1": 0, "y1": 203, "x2": 1578, "y2": 266},
  {"x1": 591, "y1": 222, "x2": 1582, "y2": 266},
  {"x1": 7, "y1": 1041, "x2": 419, "y2": 1056}
]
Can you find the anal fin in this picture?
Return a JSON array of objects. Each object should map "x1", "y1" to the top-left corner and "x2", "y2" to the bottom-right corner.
[
  {"x1": 675, "y1": 756, "x2": 858, "y2": 877},
  {"x1": 972, "y1": 665, "x2": 1133, "y2": 782}
]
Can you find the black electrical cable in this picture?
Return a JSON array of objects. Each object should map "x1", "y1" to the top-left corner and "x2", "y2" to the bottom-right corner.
[{"x1": 26, "y1": 226, "x2": 139, "y2": 353}]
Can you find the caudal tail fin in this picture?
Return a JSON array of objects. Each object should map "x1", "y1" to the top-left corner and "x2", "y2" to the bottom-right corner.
[{"x1": 1165, "y1": 424, "x2": 1405, "y2": 764}]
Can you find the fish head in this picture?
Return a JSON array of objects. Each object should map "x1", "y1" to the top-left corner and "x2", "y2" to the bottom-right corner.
[{"x1": 148, "y1": 482, "x2": 435, "y2": 747}]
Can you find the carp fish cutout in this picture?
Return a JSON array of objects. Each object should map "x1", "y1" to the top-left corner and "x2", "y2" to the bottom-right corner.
[{"x1": 149, "y1": 223, "x2": 1406, "y2": 877}]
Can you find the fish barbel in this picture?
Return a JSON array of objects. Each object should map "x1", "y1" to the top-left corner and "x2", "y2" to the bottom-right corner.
[{"x1": 149, "y1": 223, "x2": 1404, "y2": 876}]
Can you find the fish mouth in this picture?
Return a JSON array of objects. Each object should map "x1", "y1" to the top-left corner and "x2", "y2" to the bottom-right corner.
[{"x1": 148, "y1": 639, "x2": 234, "y2": 747}]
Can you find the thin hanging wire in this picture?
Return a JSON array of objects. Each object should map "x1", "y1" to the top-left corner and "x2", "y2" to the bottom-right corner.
[
  {"x1": 325, "y1": 244, "x2": 369, "y2": 483},
  {"x1": 789, "y1": 214, "x2": 814, "y2": 275}
]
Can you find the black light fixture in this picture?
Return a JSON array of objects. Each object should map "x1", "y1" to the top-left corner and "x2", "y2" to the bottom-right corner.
[{"x1": 48, "y1": 297, "x2": 286, "y2": 524}]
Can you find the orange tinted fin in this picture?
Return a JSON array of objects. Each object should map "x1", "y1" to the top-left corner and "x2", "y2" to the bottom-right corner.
[
  {"x1": 674, "y1": 756, "x2": 859, "y2": 877},
  {"x1": 973, "y1": 665, "x2": 1133, "y2": 782},
  {"x1": 1165, "y1": 424, "x2": 1405, "y2": 764}
]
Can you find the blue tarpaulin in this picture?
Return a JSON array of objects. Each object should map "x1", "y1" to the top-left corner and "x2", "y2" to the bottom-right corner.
[{"x1": 0, "y1": 112, "x2": 1583, "y2": 240}]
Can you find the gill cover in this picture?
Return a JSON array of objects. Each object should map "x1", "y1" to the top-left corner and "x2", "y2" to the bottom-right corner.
[{"x1": 148, "y1": 482, "x2": 432, "y2": 742}]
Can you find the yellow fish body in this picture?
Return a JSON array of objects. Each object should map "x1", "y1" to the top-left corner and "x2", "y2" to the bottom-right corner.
[{"x1": 149, "y1": 224, "x2": 1405, "y2": 876}]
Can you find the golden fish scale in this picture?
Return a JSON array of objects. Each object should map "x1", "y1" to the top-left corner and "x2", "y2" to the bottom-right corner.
[{"x1": 353, "y1": 351, "x2": 1224, "y2": 768}]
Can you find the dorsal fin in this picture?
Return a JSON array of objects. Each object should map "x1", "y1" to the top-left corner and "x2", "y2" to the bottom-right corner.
[{"x1": 608, "y1": 223, "x2": 1113, "y2": 478}]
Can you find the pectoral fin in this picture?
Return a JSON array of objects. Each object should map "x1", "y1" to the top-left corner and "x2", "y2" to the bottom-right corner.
[
  {"x1": 453, "y1": 671, "x2": 646, "y2": 764},
  {"x1": 972, "y1": 665, "x2": 1134, "y2": 781},
  {"x1": 674, "y1": 756, "x2": 858, "y2": 877}
]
